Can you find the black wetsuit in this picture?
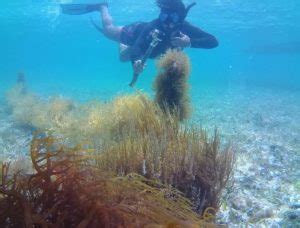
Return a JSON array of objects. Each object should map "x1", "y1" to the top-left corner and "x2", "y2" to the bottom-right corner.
[{"x1": 120, "y1": 19, "x2": 218, "y2": 61}]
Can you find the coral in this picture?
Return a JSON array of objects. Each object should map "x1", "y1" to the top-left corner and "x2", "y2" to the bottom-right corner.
[
  {"x1": 0, "y1": 135, "x2": 217, "y2": 227},
  {"x1": 154, "y1": 49, "x2": 191, "y2": 121}
]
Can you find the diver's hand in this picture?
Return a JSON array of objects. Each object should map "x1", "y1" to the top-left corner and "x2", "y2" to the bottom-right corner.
[
  {"x1": 171, "y1": 32, "x2": 191, "y2": 48},
  {"x1": 133, "y1": 60, "x2": 145, "y2": 74}
]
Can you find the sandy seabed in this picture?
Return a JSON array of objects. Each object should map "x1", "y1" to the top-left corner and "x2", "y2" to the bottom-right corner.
[
  {"x1": 0, "y1": 83, "x2": 299, "y2": 226},
  {"x1": 192, "y1": 84, "x2": 300, "y2": 226}
]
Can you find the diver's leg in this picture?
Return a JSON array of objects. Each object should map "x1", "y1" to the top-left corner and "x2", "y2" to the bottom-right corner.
[
  {"x1": 99, "y1": 5, "x2": 123, "y2": 42},
  {"x1": 119, "y1": 44, "x2": 132, "y2": 62}
]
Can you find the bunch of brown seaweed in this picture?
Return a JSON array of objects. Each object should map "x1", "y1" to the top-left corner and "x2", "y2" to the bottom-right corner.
[
  {"x1": 4, "y1": 70, "x2": 235, "y2": 219},
  {"x1": 154, "y1": 50, "x2": 191, "y2": 121},
  {"x1": 97, "y1": 125, "x2": 235, "y2": 214},
  {"x1": 91, "y1": 95, "x2": 235, "y2": 213},
  {"x1": 5, "y1": 81, "x2": 235, "y2": 216},
  {"x1": 0, "y1": 135, "x2": 218, "y2": 227}
]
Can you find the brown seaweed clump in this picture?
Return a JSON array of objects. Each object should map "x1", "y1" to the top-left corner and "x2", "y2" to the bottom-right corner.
[
  {"x1": 154, "y1": 49, "x2": 191, "y2": 121},
  {"x1": 0, "y1": 135, "x2": 218, "y2": 228}
]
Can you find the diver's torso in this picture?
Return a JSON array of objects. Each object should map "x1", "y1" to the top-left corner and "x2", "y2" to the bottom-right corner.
[{"x1": 143, "y1": 20, "x2": 184, "y2": 59}]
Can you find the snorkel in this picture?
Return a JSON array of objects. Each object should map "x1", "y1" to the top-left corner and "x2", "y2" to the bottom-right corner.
[{"x1": 184, "y1": 2, "x2": 197, "y2": 19}]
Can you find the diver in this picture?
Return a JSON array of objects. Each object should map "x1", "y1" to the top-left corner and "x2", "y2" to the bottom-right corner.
[{"x1": 61, "y1": 0, "x2": 218, "y2": 84}]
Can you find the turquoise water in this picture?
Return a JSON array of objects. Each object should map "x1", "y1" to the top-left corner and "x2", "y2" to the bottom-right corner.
[
  {"x1": 0, "y1": 0, "x2": 300, "y2": 226},
  {"x1": 1, "y1": 0, "x2": 300, "y2": 96}
]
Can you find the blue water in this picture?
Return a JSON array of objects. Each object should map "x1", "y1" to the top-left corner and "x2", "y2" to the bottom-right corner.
[
  {"x1": 1, "y1": 0, "x2": 300, "y2": 97},
  {"x1": 1, "y1": 1, "x2": 300, "y2": 225}
]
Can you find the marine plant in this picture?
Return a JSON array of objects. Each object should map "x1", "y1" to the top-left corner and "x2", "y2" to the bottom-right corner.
[
  {"x1": 153, "y1": 49, "x2": 191, "y2": 121},
  {"x1": 5, "y1": 77, "x2": 235, "y2": 216},
  {"x1": 97, "y1": 124, "x2": 235, "y2": 214},
  {"x1": 0, "y1": 135, "x2": 218, "y2": 227}
]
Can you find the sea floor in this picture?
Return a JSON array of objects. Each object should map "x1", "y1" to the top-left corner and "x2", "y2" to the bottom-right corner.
[
  {"x1": 0, "y1": 83, "x2": 299, "y2": 227},
  {"x1": 191, "y1": 84, "x2": 300, "y2": 227}
]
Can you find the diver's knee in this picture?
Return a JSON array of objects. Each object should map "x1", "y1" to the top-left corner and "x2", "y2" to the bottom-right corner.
[
  {"x1": 102, "y1": 26, "x2": 122, "y2": 42},
  {"x1": 119, "y1": 44, "x2": 131, "y2": 62}
]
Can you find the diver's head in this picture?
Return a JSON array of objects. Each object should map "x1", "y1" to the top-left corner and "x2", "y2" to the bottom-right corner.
[{"x1": 156, "y1": 0, "x2": 196, "y2": 30}]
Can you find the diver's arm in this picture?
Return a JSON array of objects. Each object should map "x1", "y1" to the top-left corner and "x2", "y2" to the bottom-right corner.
[
  {"x1": 130, "y1": 21, "x2": 157, "y2": 62},
  {"x1": 130, "y1": 47, "x2": 143, "y2": 63},
  {"x1": 129, "y1": 24, "x2": 154, "y2": 74},
  {"x1": 182, "y1": 21, "x2": 218, "y2": 49},
  {"x1": 130, "y1": 35, "x2": 147, "y2": 74}
]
